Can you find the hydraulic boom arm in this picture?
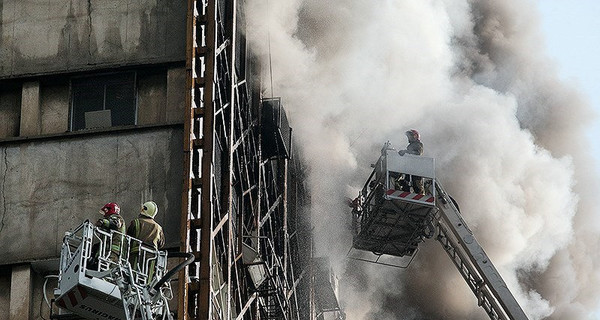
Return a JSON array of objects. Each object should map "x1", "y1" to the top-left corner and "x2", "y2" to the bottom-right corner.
[{"x1": 434, "y1": 183, "x2": 529, "y2": 320}]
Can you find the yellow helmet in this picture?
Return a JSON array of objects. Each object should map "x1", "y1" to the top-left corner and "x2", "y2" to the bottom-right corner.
[{"x1": 141, "y1": 201, "x2": 158, "y2": 218}]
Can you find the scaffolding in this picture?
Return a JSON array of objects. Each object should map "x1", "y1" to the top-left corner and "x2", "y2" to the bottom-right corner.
[{"x1": 180, "y1": 0, "x2": 311, "y2": 319}]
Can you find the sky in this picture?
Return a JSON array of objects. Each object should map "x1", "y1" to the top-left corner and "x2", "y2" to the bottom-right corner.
[
  {"x1": 537, "y1": 2, "x2": 600, "y2": 318},
  {"x1": 536, "y1": 1, "x2": 600, "y2": 165}
]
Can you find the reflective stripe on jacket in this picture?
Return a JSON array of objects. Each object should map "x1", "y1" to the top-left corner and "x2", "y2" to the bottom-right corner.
[{"x1": 97, "y1": 214, "x2": 126, "y2": 255}]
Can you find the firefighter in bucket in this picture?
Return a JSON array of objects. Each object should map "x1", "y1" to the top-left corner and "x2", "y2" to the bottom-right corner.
[{"x1": 397, "y1": 129, "x2": 424, "y2": 195}]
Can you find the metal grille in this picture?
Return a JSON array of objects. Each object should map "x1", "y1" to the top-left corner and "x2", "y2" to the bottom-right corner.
[{"x1": 180, "y1": 1, "x2": 311, "y2": 319}]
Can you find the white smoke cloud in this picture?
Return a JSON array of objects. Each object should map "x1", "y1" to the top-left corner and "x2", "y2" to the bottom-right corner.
[{"x1": 246, "y1": 0, "x2": 600, "y2": 319}]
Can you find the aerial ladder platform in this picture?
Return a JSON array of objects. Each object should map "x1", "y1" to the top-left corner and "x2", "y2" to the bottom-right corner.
[
  {"x1": 49, "y1": 221, "x2": 193, "y2": 320},
  {"x1": 349, "y1": 142, "x2": 529, "y2": 320}
]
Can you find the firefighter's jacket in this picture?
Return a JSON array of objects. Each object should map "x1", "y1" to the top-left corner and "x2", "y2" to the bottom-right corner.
[
  {"x1": 406, "y1": 140, "x2": 423, "y2": 156},
  {"x1": 96, "y1": 214, "x2": 126, "y2": 256},
  {"x1": 127, "y1": 216, "x2": 165, "y2": 252}
]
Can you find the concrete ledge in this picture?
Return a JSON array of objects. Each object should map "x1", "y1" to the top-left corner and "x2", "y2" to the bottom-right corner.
[{"x1": 0, "y1": 122, "x2": 184, "y2": 146}]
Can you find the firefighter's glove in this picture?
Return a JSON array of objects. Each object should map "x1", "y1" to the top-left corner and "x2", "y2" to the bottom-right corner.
[
  {"x1": 96, "y1": 218, "x2": 109, "y2": 229},
  {"x1": 398, "y1": 150, "x2": 406, "y2": 156}
]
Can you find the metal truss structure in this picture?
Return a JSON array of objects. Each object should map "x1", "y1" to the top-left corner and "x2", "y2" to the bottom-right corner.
[{"x1": 180, "y1": 0, "x2": 311, "y2": 319}]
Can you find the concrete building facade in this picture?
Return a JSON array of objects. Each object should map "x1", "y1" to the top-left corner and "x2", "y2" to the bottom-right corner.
[{"x1": 0, "y1": 1, "x2": 188, "y2": 318}]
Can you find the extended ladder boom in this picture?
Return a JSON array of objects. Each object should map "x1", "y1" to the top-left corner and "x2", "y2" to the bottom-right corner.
[{"x1": 434, "y1": 183, "x2": 529, "y2": 320}]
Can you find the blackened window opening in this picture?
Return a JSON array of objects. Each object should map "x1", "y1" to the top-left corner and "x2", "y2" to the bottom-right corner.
[{"x1": 71, "y1": 73, "x2": 137, "y2": 131}]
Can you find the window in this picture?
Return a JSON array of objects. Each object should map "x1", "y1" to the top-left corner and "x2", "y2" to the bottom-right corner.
[{"x1": 70, "y1": 73, "x2": 137, "y2": 131}]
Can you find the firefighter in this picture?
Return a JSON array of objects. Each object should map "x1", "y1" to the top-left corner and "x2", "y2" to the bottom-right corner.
[
  {"x1": 127, "y1": 201, "x2": 165, "y2": 280},
  {"x1": 94, "y1": 202, "x2": 126, "y2": 264},
  {"x1": 398, "y1": 129, "x2": 423, "y2": 156},
  {"x1": 127, "y1": 201, "x2": 165, "y2": 249},
  {"x1": 398, "y1": 129, "x2": 424, "y2": 194}
]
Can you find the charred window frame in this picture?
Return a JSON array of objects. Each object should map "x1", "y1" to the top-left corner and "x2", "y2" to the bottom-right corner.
[{"x1": 70, "y1": 72, "x2": 138, "y2": 131}]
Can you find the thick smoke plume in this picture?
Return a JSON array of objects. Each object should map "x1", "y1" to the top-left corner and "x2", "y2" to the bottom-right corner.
[{"x1": 246, "y1": 0, "x2": 600, "y2": 319}]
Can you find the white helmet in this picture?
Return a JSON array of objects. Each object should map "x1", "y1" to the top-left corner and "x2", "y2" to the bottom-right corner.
[{"x1": 141, "y1": 201, "x2": 158, "y2": 218}]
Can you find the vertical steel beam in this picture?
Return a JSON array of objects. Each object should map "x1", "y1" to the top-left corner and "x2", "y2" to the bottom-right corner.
[
  {"x1": 181, "y1": 0, "x2": 217, "y2": 319},
  {"x1": 198, "y1": 0, "x2": 217, "y2": 317},
  {"x1": 283, "y1": 158, "x2": 289, "y2": 293},
  {"x1": 223, "y1": 0, "x2": 238, "y2": 316},
  {"x1": 178, "y1": 0, "x2": 195, "y2": 317}
]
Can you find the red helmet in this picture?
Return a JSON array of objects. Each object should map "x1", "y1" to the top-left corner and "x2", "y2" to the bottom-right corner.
[
  {"x1": 406, "y1": 129, "x2": 420, "y2": 141},
  {"x1": 100, "y1": 202, "x2": 120, "y2": 217}
]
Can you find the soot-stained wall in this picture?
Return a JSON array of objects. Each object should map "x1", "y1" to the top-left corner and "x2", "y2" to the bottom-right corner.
[
  {"x1": 0, "y1": 126, "x2": 183, "y2": 264},
  {"x1": 0, "y1": 0, "x2": 186, "y2": 78}
]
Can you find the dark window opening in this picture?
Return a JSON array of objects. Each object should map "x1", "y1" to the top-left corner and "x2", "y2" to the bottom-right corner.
[
  {"x1": 0, "y1": 81, "x2": 22, "y2": 138},
  {"x1": 70, "y1": 73, "x2": 137, "y2": 131},
  {"x1": 261, "y1": 98, "x2": 292, "y2": 160}
]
